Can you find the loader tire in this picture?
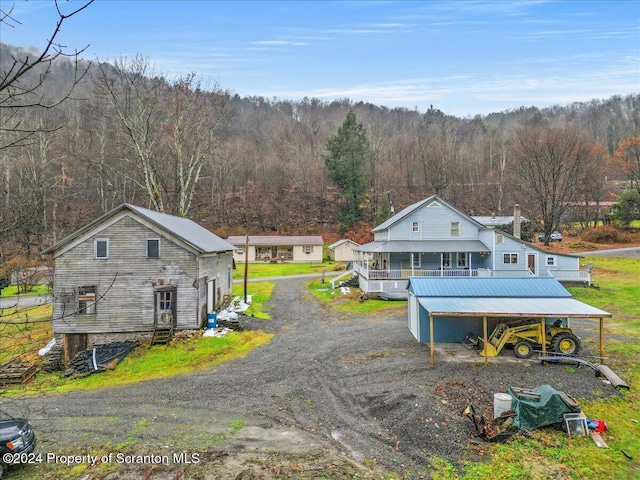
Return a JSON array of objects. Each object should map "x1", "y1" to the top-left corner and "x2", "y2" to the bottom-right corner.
[
  {"x1": 551, "y1": 332, "x2": 581, "y2": 355},
  {"x1": 514, "y1": 341, "x2": 534, "y2": 359}
]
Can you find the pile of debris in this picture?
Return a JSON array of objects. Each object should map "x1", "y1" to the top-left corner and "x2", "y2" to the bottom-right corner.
[
  {"x1": 466, "y1": 384, "x2": 615, "y2": 449},
  {"x1": 64, "y1": 340, "x2": 137, "y2": 377}
]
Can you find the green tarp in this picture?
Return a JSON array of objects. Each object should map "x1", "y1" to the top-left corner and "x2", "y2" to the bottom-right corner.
[{"x1": 507, "y1": 384, "x2": 581, "y2": 431}]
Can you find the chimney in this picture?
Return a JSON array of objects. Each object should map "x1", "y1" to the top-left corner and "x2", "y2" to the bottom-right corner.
[{"x1": 513, "y1": 204, "x2": 521, "y2": 239}]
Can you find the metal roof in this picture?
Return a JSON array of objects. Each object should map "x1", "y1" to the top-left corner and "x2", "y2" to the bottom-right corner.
[
  {"x1": 355, "y1": 240, "x2": 490, "y2": 254},
  {"x1": 43, "y1": 204, "x2": 235, "y2": 255},
  {"x1": 126, "y1": 205, "x2": 236, "y2": 253},
  {"x1": 408, "y1": 277, "x2": 572, "y2": 298},
  {"x1": 227, "y1": 235, "x2": 324, "y2": 246},
  {"x1": 417, "y1": 297, "x2": 611, "y2": 318},
  {"x1": 328, "y1": 239, "x2": 360, "y2": 249},
  {"x1": 472, "y1": 215, "x2": 529, "y2": 226}
]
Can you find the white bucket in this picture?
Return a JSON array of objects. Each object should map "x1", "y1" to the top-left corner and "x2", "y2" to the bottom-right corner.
[{"x1": 493, "y1": 393, "x2": 513, "y2": 419}]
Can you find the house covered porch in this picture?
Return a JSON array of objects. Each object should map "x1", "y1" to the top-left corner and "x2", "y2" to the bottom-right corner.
[{"x1": 353, "y1": 240, "x2": 492, "y2": 297}]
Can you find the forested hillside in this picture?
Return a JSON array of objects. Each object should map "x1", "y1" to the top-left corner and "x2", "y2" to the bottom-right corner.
[{"x1": 1, "y1": 42, "x2": 639, "y2": 272}]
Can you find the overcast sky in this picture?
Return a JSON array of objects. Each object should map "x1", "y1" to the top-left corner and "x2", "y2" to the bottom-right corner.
[{"x1": 3, "y1": 0, "x2": 639, "y2": 116}]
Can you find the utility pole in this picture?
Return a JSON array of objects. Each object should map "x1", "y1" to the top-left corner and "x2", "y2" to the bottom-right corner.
[{"x1": 243, "y1": 234, "x2": 249, "y2": 303}]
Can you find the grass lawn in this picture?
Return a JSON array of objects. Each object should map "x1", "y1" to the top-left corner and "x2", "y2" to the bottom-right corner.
[
  {"x1": 232, "y1": 260, "x2": 346, "y2": 279},
  {"x1": 232, "y1": 281, "x2": 274, "y2": 319},
  {"x1": 0, "y1": 284, "x2": 50, "y2": 297},
  {"x1": 430, "y1": 256, "x2": 640, "y2": 480},
  {"x1": 307, "y1": 279, "x2": 407, "y2": 316},
  {"x1": 0, "y1": 304, "x2": 53, "y2": 364}
]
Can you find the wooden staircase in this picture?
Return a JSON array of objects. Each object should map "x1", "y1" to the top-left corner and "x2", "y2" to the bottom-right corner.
[{"x1": 150, "y1": 324, "x2": 174, "y2": 346}]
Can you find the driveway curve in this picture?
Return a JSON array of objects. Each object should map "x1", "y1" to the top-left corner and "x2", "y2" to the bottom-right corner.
[{"x1": 10, "y1": 278, "x2": 615, "y2": 479}]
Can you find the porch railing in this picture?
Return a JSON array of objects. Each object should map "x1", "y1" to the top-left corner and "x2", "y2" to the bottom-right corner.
[
  {"x1": 547, "y1": 269, "x2": 591, "y2": 286},
  {"x1": 354, "y1": 263, "x2": 477, "y2": 280}
]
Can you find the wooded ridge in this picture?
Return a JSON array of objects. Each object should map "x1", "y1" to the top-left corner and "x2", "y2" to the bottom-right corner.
[{"x1": 1, "y1": 43, "x2": 638, "y2": 269}]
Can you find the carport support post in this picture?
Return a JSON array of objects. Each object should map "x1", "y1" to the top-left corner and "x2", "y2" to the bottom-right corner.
[
  {"x1": 429, "y1": 314, "x2": 435, "y2": 365},
  {"x1": 540, "y1": 318, "x2": 546, "y2": 356},
  {"x1": 483, "y1": 316, "x2": 488, "y2": 365},
  {"x1": 599, "y1": 317, "x2": 604, "y2": 363}
]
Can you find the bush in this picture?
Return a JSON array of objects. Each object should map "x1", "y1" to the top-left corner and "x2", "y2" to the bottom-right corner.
[{"x1": 582, "y1": 226, "x2": 632, "y2": 244}]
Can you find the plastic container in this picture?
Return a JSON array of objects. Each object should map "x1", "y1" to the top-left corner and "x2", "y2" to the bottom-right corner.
[
  {"x1": 493, "y1": 393, "x2": 513, "y2": 419},
  {"x1": 206, "y1": 312, "x2": 217, "y2": 329}
]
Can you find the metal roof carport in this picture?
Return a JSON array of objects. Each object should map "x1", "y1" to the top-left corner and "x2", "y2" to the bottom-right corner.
[{"x1": 407, "y1": 277, "x2": 612, "y2": 365}]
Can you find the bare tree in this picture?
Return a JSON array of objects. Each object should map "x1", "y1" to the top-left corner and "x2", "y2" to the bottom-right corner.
[
  {"x1": 510, "y1": 125, "x2": 594, "y2": 244},
  {"x1": 94, "y1": 57, "x2": 231, "y2": 216},
  {"x1": 0, "y1": 1, "x2": 94, "y2": 150}
]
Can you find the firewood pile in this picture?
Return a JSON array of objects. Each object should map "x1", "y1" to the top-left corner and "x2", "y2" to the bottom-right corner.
[{"x1": 64, "y1": 340, "x2": 137, "y2": 377}]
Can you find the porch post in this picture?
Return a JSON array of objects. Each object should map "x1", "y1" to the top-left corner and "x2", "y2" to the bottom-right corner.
[
  {"x1": 429, "y1": 314, "x2": 435, "y2": 365},
  {"x1": 599, "y1": 317, "x2": 604, "y2": 363},
  {"x1": 483, "y1": 316, "x2": 488, "y2": 365},
  {"x1": 411, "y1": 253, "x2": 415, "y2": 276}
]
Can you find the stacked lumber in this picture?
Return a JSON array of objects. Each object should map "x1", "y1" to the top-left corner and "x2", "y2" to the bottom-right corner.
[{"x1": 0, "y1": 358, "x2": 38, "y2": 385}]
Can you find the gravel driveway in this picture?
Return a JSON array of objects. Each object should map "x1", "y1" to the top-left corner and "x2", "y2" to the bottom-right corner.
[{"x1": 8, "y1": 278, "x2": 618, "y2": 479}]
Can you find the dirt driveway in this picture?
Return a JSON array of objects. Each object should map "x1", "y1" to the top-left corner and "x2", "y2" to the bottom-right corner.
[{"x1": 10, "y1": 278, "x2": 616, "y2": 479}]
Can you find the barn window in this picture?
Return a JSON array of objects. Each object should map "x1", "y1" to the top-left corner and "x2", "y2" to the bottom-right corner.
[
  {"x1": 95, "y1": 239, "x2": 108, "y2": 259},
  {"x1": 503, "y1": 253, "x2": 519, "y2": 264},
  {"x1": 147, "y1": 239, "x2": 160, "y2": 258},
  {"x1": 78, "y1": 286, "x2": 96, "y2": 315}
]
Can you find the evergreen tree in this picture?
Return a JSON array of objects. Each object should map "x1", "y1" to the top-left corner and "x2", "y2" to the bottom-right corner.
[{"x1": 324, "y1": 111, "x2": 371, "y2": 228}]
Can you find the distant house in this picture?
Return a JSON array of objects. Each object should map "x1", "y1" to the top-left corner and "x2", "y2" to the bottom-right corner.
[
  {"x1": 353, "y1": 195, "x2": 591, "y2": 298},
  {"x1": 43, "y1": 204, "x2": 236, "y2": 362},
  {"x1": 328, "y1": 239, "x2": 360, "y2": 262},
  {"x1": 407, "y1": 277, "x2": 611, "y2": 363},
  {"x1": 227, "y1": 235, "x2": 324, "y2": 263}
]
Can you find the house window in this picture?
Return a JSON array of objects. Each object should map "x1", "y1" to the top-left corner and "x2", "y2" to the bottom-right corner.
[
  {"x1": 546, "y1": 255, "x2": 557, "y2": 267},
  {"x1": 442, "y1": 253, "x2": 451, "y2": 268},
  {"x1": 95, "y1": 239, "x2": 108, "y2": 259},
  {"x1": 303, "y1": 245, "x2": 313, "y2": 254},
  {"x1": 503, "y1": 253, "x2": 519, "y2": 264},
  {"x1": 457, "y1": 253, "x2": 468, "y2": 268},
  {"x1": 411, "y1": 221, "x2": 419, "y2": 232},
  {"x1": 412, "y1": 253, "x2": 421, "y2": 268},
  {"x1": 236, "y1": 246, "x2": 244, "y2": 255},
  {"x1": 147, "y1": 239, "x2": 160, "y2": 258},
  {"x1": 78, "y1": 286, "x2": 96, "y2": 315},
  {"x1": 450, "y1": 222, "x2": 460, "y2": 237},
  {"x1": 496, "y1": 233, "x2": 504, "y2": 244}
]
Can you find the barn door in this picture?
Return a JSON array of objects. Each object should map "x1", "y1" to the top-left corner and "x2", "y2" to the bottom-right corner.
[
  {"x1": 155, "y1": 289, "x2": 177, "y2": 327},
  {"x1": 64, "y1": 333, "x2": 88, "y2": 364}
]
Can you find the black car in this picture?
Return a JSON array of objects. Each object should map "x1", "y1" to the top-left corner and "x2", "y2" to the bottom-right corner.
[{"x1": 0, "y1": 419, "x2": 36, "y2": 478}]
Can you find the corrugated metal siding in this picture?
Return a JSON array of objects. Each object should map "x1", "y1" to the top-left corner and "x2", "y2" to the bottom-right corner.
[
  {"x1": 408, "y1": 277, "x2": 572, "y2": 298},
  {"x1": 52, "y1": 216, "x2": 200, "y2": 334}
]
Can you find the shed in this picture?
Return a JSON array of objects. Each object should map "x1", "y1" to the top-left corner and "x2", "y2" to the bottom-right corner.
[
  {"x1": 327, "y1": 239, "x2": 360, "y2": 262},
  {"x1": 407, "y1": 277, "x2": 612, "y2": 364}
]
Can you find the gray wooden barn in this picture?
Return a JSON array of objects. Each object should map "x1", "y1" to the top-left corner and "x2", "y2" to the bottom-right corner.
[{"x1": 43, "y1": 204, "x2": 236, "y2": 361}]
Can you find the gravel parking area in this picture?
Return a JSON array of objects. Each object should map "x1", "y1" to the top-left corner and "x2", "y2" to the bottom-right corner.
[{"x1": 9, "y1": 278, "x2": 618, "y2": 479}]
